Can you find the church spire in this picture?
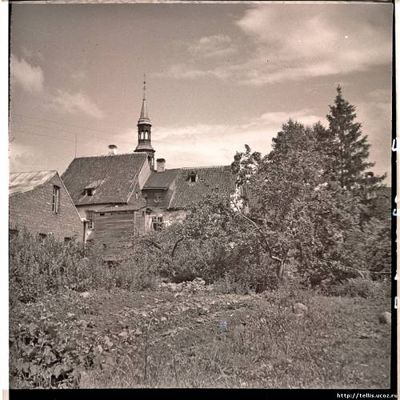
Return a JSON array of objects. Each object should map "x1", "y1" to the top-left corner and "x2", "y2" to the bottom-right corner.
[
  {"x1": 134, "y1": 74, "x2": 155, "y2": 169},
  {"x1": 138, "y1": 74, "x2": 150, "y2": 124}
]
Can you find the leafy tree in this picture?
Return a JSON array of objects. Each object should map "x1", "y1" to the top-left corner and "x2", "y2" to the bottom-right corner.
[{"x1": 231, "y1": 120, "x2": 364, "y2": 285}]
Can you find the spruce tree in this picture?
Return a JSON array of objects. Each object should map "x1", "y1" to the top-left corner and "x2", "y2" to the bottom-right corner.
[{"x1": 326, "y1": 86, "x2": 385, "y2": 198}]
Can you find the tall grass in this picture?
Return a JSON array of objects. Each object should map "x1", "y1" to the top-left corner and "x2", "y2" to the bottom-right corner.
[{"x1": 9, "y1": 229, "x2": 157, "y2": 304}]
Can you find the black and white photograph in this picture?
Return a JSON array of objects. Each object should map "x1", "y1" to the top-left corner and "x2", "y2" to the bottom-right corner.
[{"x1": 6, "y1": 0, "x2": 396, "y2": 395}]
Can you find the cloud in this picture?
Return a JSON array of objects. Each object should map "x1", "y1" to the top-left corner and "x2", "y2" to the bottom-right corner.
[
  {"x1": 156, "y1": 4, "x2": 391, "y2": 86},
  {"x1": 235, "y1": 4, "x2": 392, "y2": 84},
  {"x1": 47, "y1": 90, "x2": 104, "y2": 119},
  {"x1": 356, "y1": 88, "x2": 392, "y2": 179},
  {"x1": 188, "y1": 35, "x2": 237, "y2": 58},
  {"x1": 11, "y1": 54, "x2": 44, "y2": 93},
  {"x1": 114, "y1": 109, "x2": 322, "y2": 168}
]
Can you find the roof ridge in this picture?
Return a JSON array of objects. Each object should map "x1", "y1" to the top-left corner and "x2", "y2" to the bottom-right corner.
[{"x1": 72, "y1": 152, "x2": 147, "y2": 160}]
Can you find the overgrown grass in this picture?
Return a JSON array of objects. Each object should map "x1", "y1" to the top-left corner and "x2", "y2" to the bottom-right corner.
[
  {"x1": 325, "y1": 278, "x2": 391, "y2": 299},
  {"x1": 9, "y1": 229, "x2": 157, "y2": 304},
  {"x1": 9, "y1": 229, "x2": 392, "y2": 389},
  {"x1": 76, "y1": 290, "x2": 391, "y2": 389}
]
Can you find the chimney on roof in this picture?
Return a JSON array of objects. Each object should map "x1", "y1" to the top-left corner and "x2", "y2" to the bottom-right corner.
[
  {"x1": 108, "y1": 144, "x2": 118, "y2": 155},
  {"x1": 156, "y1": 158, "x2": 166, "y2": 172}
]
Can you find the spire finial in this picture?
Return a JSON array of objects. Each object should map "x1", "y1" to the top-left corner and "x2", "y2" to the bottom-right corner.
[
  {"x1": 138, "y1": 74, "x2": 150, "y2": 123},
  {"x1": 143, "y1": 73, "x2": 146, "y2": 101}
]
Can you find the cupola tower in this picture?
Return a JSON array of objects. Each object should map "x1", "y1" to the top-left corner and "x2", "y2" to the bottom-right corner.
[{"x1": 134, "y1": 75, "x2": 155, "y2": 169}]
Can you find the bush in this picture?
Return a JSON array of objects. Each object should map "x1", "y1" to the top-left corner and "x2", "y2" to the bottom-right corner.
[
  {"x1": 9, "y1": 229, "x2": 141, "y2": 302},
  {"x1": 326, "y1": 278, "x2": 390, "y2": 299},
  {"x1": 10, "y1": 229, "x2": 98, "y2": 303}
]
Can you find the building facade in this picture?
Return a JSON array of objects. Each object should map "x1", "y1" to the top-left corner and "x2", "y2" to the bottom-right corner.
[{"x1": 9, "y1": 170, "x2": 83, "y2": 242}]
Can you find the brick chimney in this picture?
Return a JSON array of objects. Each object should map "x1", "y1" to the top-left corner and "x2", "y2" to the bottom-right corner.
[
  {"x1": 156, "y1": 158, "x2": 166, "y2": 172},
  {"x1": 108, "y1": 144, "x2": 118, "y2": 155}
]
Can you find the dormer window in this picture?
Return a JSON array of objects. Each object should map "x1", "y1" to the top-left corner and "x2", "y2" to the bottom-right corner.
[
  {"x1": 188, "y1": 171, "x2": 197, "y2": 183},
  {"x1": 83, "y1": 179, "x2": 104, "y2": 197},
  {"x1": 154, "y1": 194, "x2": 161, "y2": 204}
]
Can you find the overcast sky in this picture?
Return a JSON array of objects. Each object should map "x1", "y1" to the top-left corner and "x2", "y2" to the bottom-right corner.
[{"x1": 9, "y1": 2, "x2": 393, "y2": 181}]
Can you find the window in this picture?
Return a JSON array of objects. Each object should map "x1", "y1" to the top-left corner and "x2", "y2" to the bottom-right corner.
[
  {"x1": 154, "y1": 194, "x2": 161, "y2": 204},
  {"x1": 87, "y1": 211, "x2": 94, "y2": 230},
  {"x1": 84, "y1": 188, "x2": 94, "y2": 196},
  {"x1": 152, "y1": 216, "x2": 163, "y2": 231},
  {"x1": 188, "y1": 171, "x2": 197, "y2": 183},
  {"x1": 100, "y1": 213, "x2": 105, "y2": 216},
  {"x1": 64, "y1": 237, "x2": 71, "y2": 243},
  {"x1": 52, "y1": 185, "x2": 60, "y2": 214},
  {"x1": 39, "y1": 233, "x2": 47, "y2": 242}
]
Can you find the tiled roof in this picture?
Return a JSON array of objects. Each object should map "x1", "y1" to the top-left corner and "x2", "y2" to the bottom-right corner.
[
  {"x1": 143, "y1": 169, "x2": 179, "y2": 190},
  {"x1": 168, "y1": 166, "x2": 235, "y2": 209},
  {"x1": 62, "y1": 153, "x2": 147, "y2": 205},
  {"x1": 9, "y1": 170, "x2": 57, "y2": 195}
]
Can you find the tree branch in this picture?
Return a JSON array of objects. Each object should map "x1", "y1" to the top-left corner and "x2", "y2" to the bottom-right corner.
[
  {"x1": 144, "y1": 239, "x2": 162, "y2": 251},
  {"x1": 171, "y1": 237, "x2": 184, "y2": 258},
  {"x1": 235, "y1": 210, "x2": 283, "y2": 263}
]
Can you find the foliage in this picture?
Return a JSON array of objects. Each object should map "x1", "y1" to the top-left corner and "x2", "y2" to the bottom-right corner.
[
  {"x1": 324, "y1": 85, "x2": 385, "y2": 196},
  {"x1": 326, "y1": 278, "x2": 390, "y2": 299},
  {"x1": 9, "y1": 229, "x2": 157, "y2": 304},
  {"x1": 10, "y1": 229, "x2": 99, "y2": 303},
  {"x1": 12, "y1": 286, "x2": 389, "y2": 389},
  {"x1": 230, "y1": 121, "x2": 364, "y2": 286}
]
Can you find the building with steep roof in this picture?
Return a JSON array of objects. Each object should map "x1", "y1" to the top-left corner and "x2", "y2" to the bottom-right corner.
[
  {"x1": 9, "y1": 170, "x2": 83, "y2": 242},
  {"x1": 61, "y1": 79, "x2": 236, "y2": 255}
]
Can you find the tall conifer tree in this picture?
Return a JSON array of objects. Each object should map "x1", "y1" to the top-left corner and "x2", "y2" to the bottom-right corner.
[{"x1": 326, "y1": 86, "x2": 385, "y2": 197}]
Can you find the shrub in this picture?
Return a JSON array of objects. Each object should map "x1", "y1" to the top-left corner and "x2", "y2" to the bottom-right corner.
[
  {"x1": 10, "y1": 229, "x2": 104, "y2": 303},
  {"x1": 326, "y1": 278, "x2": 390, "y2": 299}
]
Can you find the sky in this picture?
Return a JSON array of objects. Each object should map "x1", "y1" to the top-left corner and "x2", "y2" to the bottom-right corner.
[{"x1": 9, "y1": 2, "x2": 393, "y2": 181}]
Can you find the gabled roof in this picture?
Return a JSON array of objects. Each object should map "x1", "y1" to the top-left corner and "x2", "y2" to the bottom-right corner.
[
  {"x1": 62, "y1": 153, "x2": 147, "y2": 205},
  {"x1": 9, "y1": 170, "x2": 57, "y2": 195},
  {"x1": 168, "y1": 165, "x2": 236, "y2": 209},
  {"x1": 143, "y1": 169, "x2": 179, "y2": 190}
]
